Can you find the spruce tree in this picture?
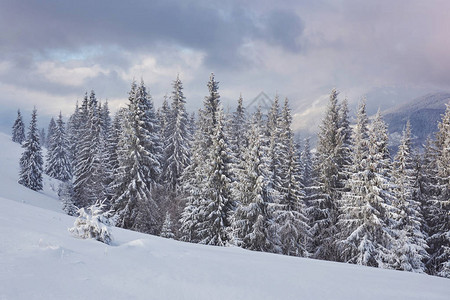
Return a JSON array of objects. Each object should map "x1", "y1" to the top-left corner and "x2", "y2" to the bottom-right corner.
[
  {"x1": 158, "y1": 95, "x2": 171, "y2": 146},
  {"x1": 59, "y1": 181, "x2": 77, "y2": 216},
  {"x1": 310, "y1": 89, "x2": 344, "y2": 260},
  {"x1": 232, "y1": 109, "x2": 280, "y2": 253},
  {"x1": 45, "y1": 112, "x2": 72, "y2": 181},
  {"x1": 46, "y1": 117, "x2": 56, "y2": 150},
  {"x1": 19, "y1": 108, "x2": 43, "y2": 191},
  {"x1": 162, "y1": 75, "x2": 191, "y2": 191},
  {"x1": 300, "y1": 138, "x2": 325, "y2": 255},
  {"x1": 180, "y1": 75, "x2": 234, "y2": 246},
  {"x1": 196, "y1": 108, "x2": 235, "y2": 246},
  {"x1": 426, "y1": 104, "x2": 450, "y2": 278},
  {"x1": 337, "y1": 98, "x2": 352, "y2": 187},
  {"x1": 300, "y1": 138, "x2": 314, "y2": 198},
  {"x1": 12, "y1": 109, "x2": 25, "y2": 144},
  {"x1": 337, "y1": 106, "x2": 396, "y2": 268},
  {"x1": 391, "y1": 121, "x2": 428, "y2": 273},
  {"x1": 66, "y1": 102, "x2": 81, "y2": 173},
  {"x1": 136, "y1": 80, "x2": 163, "y2": 185},
  {"x1": 199, "y1": 73, "x2": 221, "y2": 150},
  {"x1": 180, "y1": 74, "x2": 222, "y2": 243},
  {"x1": 272, "y1": 98, "x2": 310, "y2": 256},
  {"x1": 229, "y1": 94, "x2": 248, "y2": 162},
  {"x1": 421, "y1": 137, "x2": 441, "y2": 273},
  {"x1": 266, "y1": 96, "x2": 284, "y2": 196},
  {"x1": 160, "y1": 212, "x2": 175, "y2": 239},
  {"x1": 39, "y1": 128, "x2": 46, "y2": 148},
  {"x1": 73, "y1": 91, "x2": 102, "y2": 208},
  {"x1": 179, "y1": 118, "x2": 207, "y2": 243},
  {"x1": 110, "y1": 80, "x2": 161, "y2": 233},
  {"x1": 99, "y1": 100, "x2": 111, "y2": 140}
]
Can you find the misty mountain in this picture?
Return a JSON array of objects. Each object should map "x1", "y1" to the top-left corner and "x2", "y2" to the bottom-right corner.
[{"x1": 382, "y1": 92, "x2": 449, "y2": 153}]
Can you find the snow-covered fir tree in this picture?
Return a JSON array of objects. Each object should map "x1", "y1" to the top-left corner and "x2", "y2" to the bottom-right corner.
[
  {"x1": 179, "y1": 128, "x2": 204, "y2": 243},
  {"x1": 228, "y1": 94, "x2": 248, "y2": 162},
  {"x1": 265, "y1": 96, "x2": 284, "y2": 198},
  {"x1": 160, "y1": 212, "x2": 175, "y2": 239},
  {"x1": 300, "y1": 138, "x2": 314, "y2": 198},
  {"x1": 136, "y1": 80, "x2": 163, "y2": 185},
  {"x1": 59, "y1": 181, "x2": 78, "y2": 216},
  {"x1": 337, "y1": 105, "x2": 396, "y2": 268},
  {"x1": 337, "y1": 97, "x2": 352, "y2": 185},
  {"x1": 178, "y1": 110, "x2": 208, "y2": 243},
  {"x1": 188, "y1": 112, "x2": 196, "y2": 139},
  {"x1": 180, "y1": 75, "x2": 234, "y2": 246},
  {"x1": 12, "y1": 109, "x2": 25, "y2": 144},
  {"x1": 426, "y1": 104, "x2": 450, "y2": 278},
  {"x1": 196, "y1": 108, "x2": 235, "y2": 246},
  {"x1": 45, "y1": 112, "x2": 72, "y2": 181},
  {"x1": 99, "y1": 100, "x2": 111, "y2": 140},
  {"x1": 94, "y1": 101, "x2": 113, "y2": 208},
  {"x1": 272, "y1": 98, "x2": 310, "y2": 256},
  {"x1": 162, "y1": 75, "x2": 191, "y2": 191},
  {"x1": 199, "y1": 73, "x2": 221, "y2": 150},
  {"x1": 39, "y1": 128, "x2": 46, "y2": 148},
  {"x1": 110, "y1": 80, "x2": 161, "y2": 234},
  {"x1": 300, "y1": 137, "x2": 326, "y2": 254},
  {"x1": 18, "y1": 107, "x2": 43, "y2": 191},
  {"x1": 66, "y1": 102, "x2": 81, "y2": 172},
  {"x1": 232, "y1": 108, "x2": 280, "y2": 253},
  {"x1": 102, "y1": 107, "x2": 124, "y2": 208},
  {"x1": 180, "y1": 74, "x2": 221, "y2": 243},
  {"x1": 391, "y1": 120, "x2": 428, "y2": 273},
  {"x1": 46, "y1": 117, "x2": 56, "y2": 150},
  {"x1": 310, "y1": 89, "x2": 345, "y2": 261},
  {"x1": 107, "y1": 108, "x2": 126, "y2": 174},
  {"x1": 420, "y1": 137, "x2": 441, "y2": 273},
  {"x1": 72, "y1": 91, "x2": 102, "y2": 208},
  {"x1": 158, "y1": 95, "x2": 171, "y2": 146}
]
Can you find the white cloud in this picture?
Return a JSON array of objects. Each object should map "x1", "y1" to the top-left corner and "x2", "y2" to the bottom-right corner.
[{"x1": 36, "y1": 61, "x2": 104, "y2": 87}]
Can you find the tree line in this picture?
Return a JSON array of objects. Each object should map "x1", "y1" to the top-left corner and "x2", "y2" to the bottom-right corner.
[{"x1": 12, "y1": 74, "x2": 449, "y2": 278}]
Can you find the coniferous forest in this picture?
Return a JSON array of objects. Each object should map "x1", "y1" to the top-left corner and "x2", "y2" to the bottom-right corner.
[{"x1": 13, "y1": 73, "x2": 450, "y2": 278}]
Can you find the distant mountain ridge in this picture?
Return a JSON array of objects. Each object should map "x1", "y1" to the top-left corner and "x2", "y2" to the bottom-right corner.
[{"x1": 382, "y1": 92, "x2": 449, "y2": 152}]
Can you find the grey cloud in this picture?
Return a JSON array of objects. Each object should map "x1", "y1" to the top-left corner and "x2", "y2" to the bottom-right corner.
[
  {"x1": 0, "y1": 0, "x2": 305, "y2": 69},
  {"x1": 262, "y1": 10, "x2": 304, "y2": 52}
]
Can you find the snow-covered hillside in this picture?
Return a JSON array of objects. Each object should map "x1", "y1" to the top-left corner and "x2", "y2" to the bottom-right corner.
[{"x1": 1, "y1": 133, "x2": 449, "y2": 300}]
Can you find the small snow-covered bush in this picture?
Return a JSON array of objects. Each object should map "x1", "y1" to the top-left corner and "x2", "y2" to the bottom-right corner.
[{"x1": 69, "y1": 200, "x2": 113, "y2": 245}]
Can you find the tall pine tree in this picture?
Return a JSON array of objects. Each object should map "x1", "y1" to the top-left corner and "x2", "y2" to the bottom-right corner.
[
  {"x1": 426, "y1": 104, "x2": 450, "y2": 278},
  {"x1": 162, "y1": 75, "x2": 191, "y2": 191},
  {"x1": 310, "y1": 89, "x2": 345, "y2": 260},
  {"x1": 45, "y1": 112, "x2": 72, "y2": 181},
  {"x1": 232, "y1": 108, "x2": 280, "y2": 253},
  {"x1": 46, "y1": 117, "x2": 56, "y2": 150},
  {"x1": 391, "y1": 120, "x2": 428, "y2": 273},
  {"x1": 18, "y1": 108, "x2": 43, "y2": 191},
  {"x1": 180, "y1": 74, "x2": 234, "y2": 246},
  {"x1": 12, "y1": 109, "x2": 25, "y2": 144},
  {"x1": 110, "y1": 80, "x2": 161, "y2": 233},
  {"x1": 73, "y1": 91, "x2": 102, "y2": 207},
  {"x1": 272, "y1": 98, "x2": 310, "y2": 256},
  {"x1": 337, "y1": 106, "x2": 396, "y2": 268},
  {"x1": 196, "y1": 108, "x2": 235, "y2": 246}
]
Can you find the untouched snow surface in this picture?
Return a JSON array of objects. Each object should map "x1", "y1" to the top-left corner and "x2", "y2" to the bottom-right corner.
[{"x1": 1, "y1": 132, "x2": 449, "y2": 299}]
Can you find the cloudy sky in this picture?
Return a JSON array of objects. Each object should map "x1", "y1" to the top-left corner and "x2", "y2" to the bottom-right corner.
[{"x1": 1, "y1": 0, "x2": 449, "y2": 134}]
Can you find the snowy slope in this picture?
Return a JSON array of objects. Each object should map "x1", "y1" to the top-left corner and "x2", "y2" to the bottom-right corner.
[
  {"x1": 0, "y1": 132, "x2": 62, "y2": 212},
  {"x1": 1, "y1": 134, "x2": 449, "y2": 300}
]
